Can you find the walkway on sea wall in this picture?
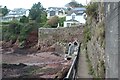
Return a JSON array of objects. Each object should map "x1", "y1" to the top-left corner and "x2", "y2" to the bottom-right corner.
[{"x1": 76, "y1": 49, "x2": 92, "y2": 78}]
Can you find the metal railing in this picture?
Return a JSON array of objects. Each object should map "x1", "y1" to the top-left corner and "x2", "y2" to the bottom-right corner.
[{"x1": 64, "y1": 43, "x2": 81, "y2": 80}]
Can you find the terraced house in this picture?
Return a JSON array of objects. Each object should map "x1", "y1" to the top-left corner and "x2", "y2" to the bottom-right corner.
[
  {"x1": 2, "y1": 8, "x2": 29, "y2": 22},
  {"x1": 47, "y1": 7, "x2": 67, "y2": 19},
  {"x1": 64, "y1": 7, "x2": 86, "y2": 27}
]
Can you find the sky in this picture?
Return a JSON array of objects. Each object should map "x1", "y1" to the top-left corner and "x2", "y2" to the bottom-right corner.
[{"x1": 0, "y1": 0, "x2": 91, "y2": 10}]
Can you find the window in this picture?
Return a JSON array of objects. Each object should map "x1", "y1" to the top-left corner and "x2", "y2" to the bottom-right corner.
[
  {"x1": 72, "y1": 15, "x2": 75, "y2": 20},
  {"x1": 50, "y1": 11, "x2": 55, "y2": 16},
  {"x1": 67, "y1": 23, "x2": 70, "y2": 27},
  {"x1": 58, "y1": 11, "x2": 63, "y2": 15}
]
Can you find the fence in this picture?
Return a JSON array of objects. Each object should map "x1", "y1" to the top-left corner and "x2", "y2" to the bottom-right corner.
[{"x1": 64, "y1": 43, "x2": 81, "y2": 80}]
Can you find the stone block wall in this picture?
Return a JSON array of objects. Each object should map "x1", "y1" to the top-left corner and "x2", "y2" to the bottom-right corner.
[
  {"x1": 38, "y1": 26, "x2": 83, "y2": 47},
  {"x1": 85, "y1": 3, "x2": 106, "y2": 78},
  {"x1": 104, "y1": 2, "x2": 119, "y2": 78},
  {"x1": 86, "y1": 21, "x2": 105, "y2": 77},
  {"x1": 85, "y1": 2, "x2": 120, "y2": 78}
]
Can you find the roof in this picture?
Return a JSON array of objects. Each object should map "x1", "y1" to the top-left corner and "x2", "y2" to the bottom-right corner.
[
  {"x1": 67, "y1": 7, "x2": 86, "y2": 16},
  {"x1": 2, "y1": 8, "x2": 29, "y2": 19},
  {"x1": 67, "y1": 10, "x2": 84, "y2": 16},
  {"x1": 47, "y1": 7, "x2": 67, "y2": 11},
  {"x1": 72, "y1": 7, "x2": 86, "y2": 11},
  {"x1": 7, "y1": 8, "x2": 29, "y2": 16}
]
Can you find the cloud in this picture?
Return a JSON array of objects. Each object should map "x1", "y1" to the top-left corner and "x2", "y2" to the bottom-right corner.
[{"x1": 0, "y1": 0, "x2": 90, "y2": 9}]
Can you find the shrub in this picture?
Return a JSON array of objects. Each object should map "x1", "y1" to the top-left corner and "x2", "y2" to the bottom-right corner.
[
  {"x1": 19, "y1": 22, "x2": 39, "y2": 43},
  {"x1": 19, "y1": 41, "x2": 25, "y2": 48},
  {"x1": 2, "y1": 32, "x2": 11, "y2": 41},
  {"x1": 58, "y1": 17, "x2": 65, "y2": 27},
  {"x1": 2, "y1": 21, "x2": 23, "y2": 41},
  {"x1": 83, "y1": 26, "x2": 91, "y2": 44},
  {"x1": 10, "y1": 34, "x2": 17, "y2": 43},
  {"x1": 86, "y1": 2, "x2": 98, "y2": 18},
  {"x1": 9, "y1": 21, "x2": 23, "y2": 34},
  {"x1": 2, "y1": 22, "x2": 10, "y2": 25},
  {"x1": 20, "y1": 15, "x2": 29, "y2": 23},
  {"x1": 45, "y1": 16, "x2": 59, "y2": 28},
  {"x1": 2, "y1": 21, "x2": 39, "y2": 48}
]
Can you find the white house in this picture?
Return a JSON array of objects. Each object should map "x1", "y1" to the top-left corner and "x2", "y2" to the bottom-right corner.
[
  {"x1": 47, "y1": 7, "x2": 66, "y2": 19},
  {"x1": 64, "y1": 7, "x2": 86, "y2": 27},
  {"x1": 2, "y1": 8, "x2": 29, "y2": 22}
]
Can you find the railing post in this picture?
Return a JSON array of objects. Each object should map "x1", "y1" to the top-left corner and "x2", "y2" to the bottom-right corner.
[{"x1": 76, "y1": 42, "x2": 81, "y2": 68}]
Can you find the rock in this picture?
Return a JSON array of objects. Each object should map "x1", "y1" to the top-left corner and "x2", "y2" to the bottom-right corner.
[
  {"x1": 46, "y1": 46, "x2": 55, "y2": 52},
  {"x1": 2, "y1": 41, "x2": 12, "y2": 48},
  {"x1": 51, "y1": 52, "x2": 60, "y2": 56},
  {"x1": 54, "y1": 65, "x2": 70, "y2": 79}
]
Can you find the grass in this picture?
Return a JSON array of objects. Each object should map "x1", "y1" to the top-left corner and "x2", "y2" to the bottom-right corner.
[
  {"x1": 83, "y1": 18, "x2": 105, "y2": 78},
  {"x1": 85, "y1": 52, "x2": 95, "y2": 76}
]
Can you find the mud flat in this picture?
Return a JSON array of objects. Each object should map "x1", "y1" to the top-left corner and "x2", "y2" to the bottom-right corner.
[{"x1": 2, "y1": 50, "x2": 71, "y2": 79}]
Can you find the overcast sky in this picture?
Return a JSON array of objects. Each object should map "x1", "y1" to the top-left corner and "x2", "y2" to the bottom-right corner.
[{"x1": 0, "y1": 0, "x2": 91, "y2": 10}]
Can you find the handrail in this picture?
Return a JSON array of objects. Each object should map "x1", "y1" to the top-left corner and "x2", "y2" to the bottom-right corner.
[
  {"x1": 64, "y1": 43, "x2": 81, "y2": 80},
  {"x1": 66, "y1": 56, "x2": 77, "y2": 78}
]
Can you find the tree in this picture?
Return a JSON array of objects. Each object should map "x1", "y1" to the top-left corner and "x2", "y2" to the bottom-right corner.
[
  {"x1": 66, "y1": 1, "x2": 84, "y2": 8},
  {"x1": 86, "y1": 2, "x2": 98, "y2": 18},
  {"x1": 2, "y1": 6, "x2": 9, "y2": 16},
  {"x1": 20, "y1": 15, "x2": 29, "y2": 23},
  {"x1": 40, "y1": 12, "x2": 47, "y2": 23},
  {"x1": 45, "y1": 16, "x2": 59, "y2": 28},
  {"x1": 2, "y1": 21, "x2": 23, "y2": 42},
  {"x1": 29, "y1": 2, "x2": 47, "y2": 23}
]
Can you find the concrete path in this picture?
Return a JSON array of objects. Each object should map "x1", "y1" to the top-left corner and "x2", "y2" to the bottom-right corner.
[{"x1": 76, "y1": 50, "x2": 92, "y2": 78}]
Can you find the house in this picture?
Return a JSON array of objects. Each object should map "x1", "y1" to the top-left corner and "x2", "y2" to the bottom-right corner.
[
  {"x1": 0, "y1": 5, "x2": 3, "y2": 17},
  {"x1": 64, "y1": 7, "x2": 86, "y2": 27},
  {"x1": 0, "y1": 13, "x2": 2, "y2": 17},
  {"x1": 47, "y1": 7, "x2": 66, "y2": 19},
  {"x1": 2, "y1": 8, "x2": 29, "y2": 22}
]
